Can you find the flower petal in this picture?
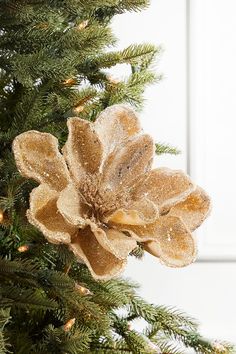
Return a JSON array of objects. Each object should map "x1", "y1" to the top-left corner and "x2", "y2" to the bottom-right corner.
[
  {"x1": 27, "y1": 184, "x2": 77, "y2": 244},
  {"x1": 106, "y1": 198, "x2": 158, "y2": 225},
  {"x1": 133, "y1": 168, "x2": 195, "y2": 213},
  {"x1": 169, "y1": 186, "x2": 211, "y2": 231},
  {"x1": 102, "y1": 134, "x2": 155, "y2": 190},
  {"x1": 114, "y1": 215, "x2": 196, "y2": 267},
  {"x1": 57, "y1": 183, "x2": 88, "y2": 227},
  {"x1": 69, "y1": 226, "x2": 126, "y2": 280},
  {"x1": 89, "y1": 223, "x2": 137, "y2": 259},
  {"x1": 13, "y1": 131, "x2": 70, "y2": 191},
  {"x1": 94, "y1": 105, "x2": 141, "y2": 158},
  {"x1": 63, "y1": 117, "x2": 103, "y2": 184}
]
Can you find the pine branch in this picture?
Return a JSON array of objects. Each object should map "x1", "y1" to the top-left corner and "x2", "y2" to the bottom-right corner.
[
  {"x1": 130, "y1": 244, "x2": 145, "y2": 259},
  {"x1": 82, "y1": 44, "x2": 160, "y2": 71},
  {"x1": 103, "y1": 71, "x2": 160, "y2": 109},
  {"x1": 0, "y1": 308, "x2": 11, "y2": 354},
  {"x1": 155, "y1": 143, "x2": 181, "y2": 156},
  {"x1": 35, "y1": 324, "x2": 92, "y2": 354},
  {"x1": 129, "y1": 297, "x2": 197, "y2": 334},
  {"x1": 113, "y1": 316, "x2": 155, "y2": 354}
]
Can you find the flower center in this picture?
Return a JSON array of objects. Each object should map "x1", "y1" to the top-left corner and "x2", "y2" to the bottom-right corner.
[{"x1": 79, "y1": 173, "x2": 130, "y2": 223}]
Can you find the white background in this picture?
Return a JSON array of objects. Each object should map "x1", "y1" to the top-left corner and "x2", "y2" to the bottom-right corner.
[{"x1": 112, "y1": 0, "x2": 236, "y2": 343}]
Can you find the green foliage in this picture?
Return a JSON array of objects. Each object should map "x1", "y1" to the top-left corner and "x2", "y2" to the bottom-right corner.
[
  {"x1": 0, "y1": 0, "x2": 234, "y2": 353},
  {"x1": 0, "y1": 308, "x2": 11, "y2": 354},
  {"x1": 0, "y1": 255, "x2": 234, "y2": 353},
  {"x1": 0, "y1": 0, "x2": 159, "y2": 151},
  {"x1": 155, "y1": 143, "x2": 181, "y2": 156}
]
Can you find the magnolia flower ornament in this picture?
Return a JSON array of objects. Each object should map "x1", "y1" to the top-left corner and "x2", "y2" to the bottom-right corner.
[{"x1": 13, "y1": 105, "x2": 211, "y2": 280}]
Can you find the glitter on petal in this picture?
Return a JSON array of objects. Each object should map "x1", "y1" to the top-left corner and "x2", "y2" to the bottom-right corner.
[
  {"x1": 94, "y1": 104, "x2": 141, "y2": 160},
  {"x1": 133, "y1": 167, "x2": 195, "y2": 213},
  {"x1": 70, "y1": 226, "x2": 127, "y2": 280},
  {"x1": 27, "y1": 184, "x2": 76, "y2": 244},
  {"x1": 169, "y1": 186, "x2": 211, "y2": 231},
  {"x1": 63, "y1": 117, "x2": 103, "y2": 184},
  {"x1": 12, "y1": 104, "x2": 211, "y2": 279},
  {"x1": 13, "y1": 131, "x2": 71, "y2": 191}
]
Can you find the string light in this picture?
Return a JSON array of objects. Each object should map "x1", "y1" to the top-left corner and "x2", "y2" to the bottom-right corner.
[
  {"x1": 73, "y1": 105, "x2": 84, "y2": 114},
  {"x1": 18, "y1": 245, "x2": 30, "y2": 253},
  {"x1": 63, "y1": 318, "x2": 75, "y2": 332},
  {"x1": 77, "y1": 20, "x2": 88, "y2": 30},
  {"x1": 127, "y1": 322, "x2": 132, "y2": 331},
  {"x1": 107, "y1": 75, "x2": 120, "y2": 85},
  {"x1": 75, "y1": 283, "x2": 93, "y2": 296},
  {"x1": 63, "y1": 78, "x2": 77, "y2": 86},
  {"x1": 35, "y1": 22, "x2": 49, "y2": 29},
  {"x1": 0, "y1": 209, "x2": 4, "y2": 224}
]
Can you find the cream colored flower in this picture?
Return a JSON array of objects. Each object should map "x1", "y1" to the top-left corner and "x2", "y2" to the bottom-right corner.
[{"x1": 12, "y1": 105, "x2": 210, "y2": 280}]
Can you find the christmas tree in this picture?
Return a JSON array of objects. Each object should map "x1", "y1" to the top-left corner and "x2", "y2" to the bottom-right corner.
[{"x1": 0, "y1": 1, "x2": 234, "y2": 353}]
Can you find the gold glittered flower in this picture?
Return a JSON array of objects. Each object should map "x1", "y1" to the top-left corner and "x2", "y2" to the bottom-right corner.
[{"x1": 12, "y1": 105, "x2": 211, "y2": 280}]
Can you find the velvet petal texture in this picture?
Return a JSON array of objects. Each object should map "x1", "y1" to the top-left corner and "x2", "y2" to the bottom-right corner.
[
  {"x1": 169, "y1": 187, "x2": 211, "y2": 231},
  {"x1": 94, "y1": 104, "x2": 141, "y2": 159},
  {"x1": 13, "y1": 131, "x2": 71, "y2": 191},
  {"x1": 27, "y1": 184, "x2": 76, "y2": 244},
  {"x1": 69, "y1": 226, "x2": 127, "y2": 280},
  {"x1": 13, "y1": 104, "x2": 211, "y2": 280},
  {"x1": 106, "y1": 198, "x2": 158, "y2": 225},
  {"x1": 113, "y1": 215, "x2": 197, "y2": 267},
  {"x1": 63, "y1": 117, "x2": 103, "y2": 184},
  {"x1": 133, "y1": 168, "x2": 195, "y2": 213}
]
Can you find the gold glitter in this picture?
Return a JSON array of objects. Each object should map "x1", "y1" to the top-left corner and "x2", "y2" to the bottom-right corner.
[
  {"x1": 169, "y1": 187, "x2": 211, "y2": 231},
  {"x1": 63, "y1": 117, "x2": 103, "y2": 184},
  {"x1": 102, "y1": 134, "x2": 155, "y2": 191},
  {"x1": 94, "y1": 105, "x2": 141, "y2": 161},
  {"x1": 12, "y1": 104, "x2": 211, "y2": 279},
  {"x1": 13, "y1": 131, "x2": 70, "y2": 191},
  {"x1": 140, "y1": 215, "x2": 197, "y2": 267},
  {"x1": 133, "y1": 167, "x2": 195, "y2": 214},
  {"x1": 70, "y1": 226, "x2": 127, "y2": 280}
]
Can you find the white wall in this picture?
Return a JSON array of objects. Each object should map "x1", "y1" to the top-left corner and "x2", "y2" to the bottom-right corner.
[
  {"x1": 112, "y1": 0, "x2": 236, "y2": 343},
  {"x1": 189, "y1": 0, "x2": 236, "y2": 260}
]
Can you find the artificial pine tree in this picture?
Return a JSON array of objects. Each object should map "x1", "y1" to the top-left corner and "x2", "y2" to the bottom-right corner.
[{"x1": 0, "y1": 1, "x2": 234, "y2": 353}]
